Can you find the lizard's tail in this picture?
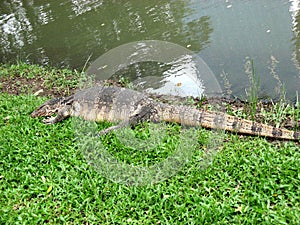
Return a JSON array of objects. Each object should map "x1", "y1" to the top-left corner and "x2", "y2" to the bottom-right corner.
[{"x1": 156, "y1": 104, "x2": 299, "y2": 141}]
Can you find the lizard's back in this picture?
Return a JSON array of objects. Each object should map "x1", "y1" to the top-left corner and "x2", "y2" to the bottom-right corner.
[{"x1": 73, "y1": 86, "x2": 152, "y2": 122}]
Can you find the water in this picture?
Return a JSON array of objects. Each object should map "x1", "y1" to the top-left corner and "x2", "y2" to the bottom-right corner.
[{"x1": 0, "y1": 0, "x2": 299, "y2": 100}]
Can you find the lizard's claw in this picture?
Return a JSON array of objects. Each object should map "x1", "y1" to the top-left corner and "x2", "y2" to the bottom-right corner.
[{"x1": 42, "y1": 117, "x2": 57, "y2": 124}]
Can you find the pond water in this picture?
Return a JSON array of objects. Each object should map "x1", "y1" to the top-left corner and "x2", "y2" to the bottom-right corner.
[{"x1": 1, "y1": 0, "x2": 300, "y2": 100}]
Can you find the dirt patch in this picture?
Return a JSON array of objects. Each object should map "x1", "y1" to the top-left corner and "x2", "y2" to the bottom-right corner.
[{"x1": 0, "y1": 75, "x2": 78, "y2": 97}]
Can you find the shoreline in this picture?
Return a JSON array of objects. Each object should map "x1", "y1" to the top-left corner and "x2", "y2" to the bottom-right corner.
[{"x1": 1, "y1": 62, "x2": 299, "y2": 131}]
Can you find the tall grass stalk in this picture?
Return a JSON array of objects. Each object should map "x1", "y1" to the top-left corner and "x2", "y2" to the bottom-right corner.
[
  {"x1": 294, "y1": 91, "x2": 300, "y2": 130},
  {"x1": 248, "y1": 60, "x2": 260, "y2": 121},
  {"x1": 270, "y1": 85, "x2": 289, "y2": 128}
]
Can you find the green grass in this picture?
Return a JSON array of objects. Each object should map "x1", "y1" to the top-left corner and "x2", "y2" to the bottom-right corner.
[
  {"x1": 1, "y1": 62, "x2": 300, "y2": 224},
  {"x1": 1, "y1": 93, "x2": 300, "y2": 224}
]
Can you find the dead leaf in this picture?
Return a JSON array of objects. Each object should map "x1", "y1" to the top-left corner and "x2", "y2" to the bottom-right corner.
[
  {"x1": 33, "y1": 89, "x2": 44, "y2": 96},
  {"x1": 235, "y1": 206, "x2": 243, "y2": 213},
  {"x1": 46, "y1": 185, "x2": 53, "y2": 194}
]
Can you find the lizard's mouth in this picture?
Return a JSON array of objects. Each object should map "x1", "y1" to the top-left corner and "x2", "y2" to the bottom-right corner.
[{"x1": 31, "y1": 107, "x2": 58, "y2": 117}]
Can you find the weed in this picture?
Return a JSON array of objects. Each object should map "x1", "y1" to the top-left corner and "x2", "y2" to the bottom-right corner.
[
  {"x1": 292, "y1": 91, "x2": 300, "y2": 130},
  {"x1": 220, "y1": 70, "x2": 232, "y2": 97},
  {"x1": 118, "y1": 76, "x2": 133, "y2": 89},
  {"x1": 195, "y1": 95, "x2": 208, "y2": 109},
  {"x1": 245, "y1": 59, "x2": 260, "y2": 121}
]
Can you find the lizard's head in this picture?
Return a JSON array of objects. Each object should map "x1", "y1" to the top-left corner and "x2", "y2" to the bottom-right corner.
[{"x1": 31, "y1": 97, "x2": 69, "y2": 118}]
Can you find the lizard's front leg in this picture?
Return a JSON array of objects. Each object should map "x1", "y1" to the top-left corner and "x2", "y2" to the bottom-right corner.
[
  {"x1": 43, "y1": 105, "x2": 72, "y2": 124},
  {"x1": 97, "y1": 101, "x2": 156, "y2": 136}
]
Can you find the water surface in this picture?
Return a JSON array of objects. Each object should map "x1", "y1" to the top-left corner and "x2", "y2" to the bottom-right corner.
[{"x1": 1, "y1": 0, "x2": 299, "y2": 100}]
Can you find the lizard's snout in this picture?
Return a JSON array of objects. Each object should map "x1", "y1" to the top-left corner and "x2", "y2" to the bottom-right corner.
[
  {"x1": 31, "y1": 105, "x2": 57, "y2": 118},
  {"x1": 31, "y1": 106, "x2": 47, "y2": 117}
]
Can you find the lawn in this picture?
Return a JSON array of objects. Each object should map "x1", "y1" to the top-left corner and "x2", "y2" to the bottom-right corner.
[{"x1": 0, "y1": 63, "x2": 300, "y2": 224}]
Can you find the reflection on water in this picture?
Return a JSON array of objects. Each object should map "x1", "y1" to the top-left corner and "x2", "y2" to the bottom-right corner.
[
  {"x1": 0, "y1": 0, "x2": 211, "y2": 67},
  {"x1": 86, "y1": 40, "x2": 221, "y2": 97},
  {"x1": 196, "y1": 0, "x2": 300, "y2": 100},
  {"x1": 0, "y1": 1, "x2": 35, "y2": 52},
  {"x1": 0, "y1": 0, "x2": 300, "y2": 100},
  {"x1": 291, "y1": 0, "x2": 300, "y2": 76}
]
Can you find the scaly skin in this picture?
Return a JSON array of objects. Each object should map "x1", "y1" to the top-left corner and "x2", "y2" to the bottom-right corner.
[{"x1": 31, "y1": 86, "x2": 300, "y2": 141}]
